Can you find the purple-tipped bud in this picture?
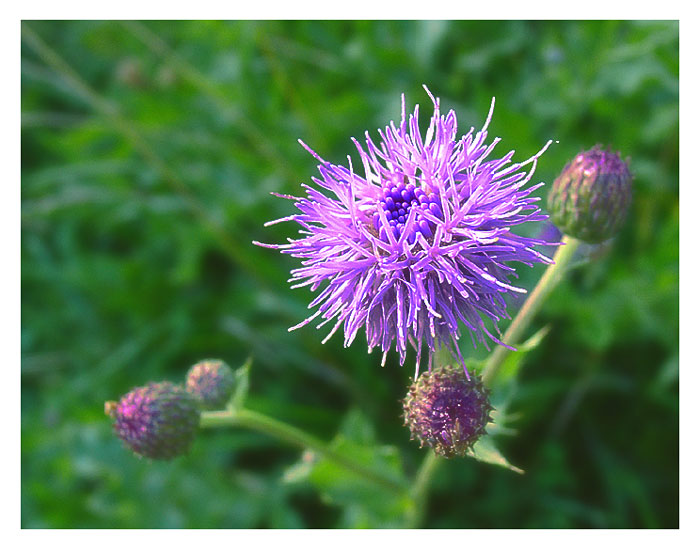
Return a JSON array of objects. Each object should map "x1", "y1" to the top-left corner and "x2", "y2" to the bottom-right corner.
[
  {"x1": 547, "y1": 145, "x2": 632, "y2": 244},
  {"x1": 403, "y1": 365, "x2": 492, "y2": 458},
  {"x1": 185, "y1": 359, "x2": 236, "y2": 410},
  {"x1": 106, "y1": 381, "x2": 199, "y2": 460}
]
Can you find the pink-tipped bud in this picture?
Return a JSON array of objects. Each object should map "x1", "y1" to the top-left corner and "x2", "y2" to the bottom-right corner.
[
  {"x1": 548, "y1": 145, "x2": 632, "y2": 243},
  {"x1": 108, "y1": 381, "x2": 199, "y2": 460}
]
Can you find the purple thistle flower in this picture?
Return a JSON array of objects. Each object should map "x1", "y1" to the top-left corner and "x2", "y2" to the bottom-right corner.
[
  {"x1": 256, "y1": 87, "x2": 554, "y2": 378},
  {"x1": 106, "y1": 381, "x2": 200, "y2": 460}
]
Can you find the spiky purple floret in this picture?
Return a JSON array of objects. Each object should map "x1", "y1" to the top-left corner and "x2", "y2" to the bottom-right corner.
[
  {"x1": 403, "y1": 365, "x2": 492, "y2": 458},
  {"x1": 256, "y1": 87, "x2": 554, "y2": 377},
  {"x1": 108, "y1": 381, "x2": 199, "y2": 460}
]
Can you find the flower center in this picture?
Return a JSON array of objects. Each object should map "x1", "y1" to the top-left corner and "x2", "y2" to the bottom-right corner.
[{"x1": 372, "y1": 181, "x2": 442, "y2": 242}]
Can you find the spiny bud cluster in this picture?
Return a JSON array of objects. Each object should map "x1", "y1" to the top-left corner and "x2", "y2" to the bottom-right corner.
[
  {"x1": 106, "y1": 381, "x2": 200, "y2": 460},
  {"x1": 547, "y1": 145, "x2": 632, "y2": 243},
  {"x1": 106, "y1": 358, "x2": 237, "y2": 460},
  {"x1": 403, "y1": 365, "x2": 492, "y2": 458},
  {"x1": 185, "y1": 359, "x2": 236, "y2": 410}
]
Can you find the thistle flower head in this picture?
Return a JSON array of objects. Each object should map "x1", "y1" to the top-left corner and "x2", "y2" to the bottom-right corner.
[
  {"x1": 256, "y1": 87, "x2": 554, "y2": 376},
  {"x1": 403, "y1": 365, "x2": 492, "y2": 458},
  {"x1": 185, "y1": 359, "x2": 236, "y2": 410},
  {"x1": 106, "y1": 381, "x2": 199, "y2": 460},
  {"x1": 547, "y1": 145, "x2": 632, "y2": 243}
]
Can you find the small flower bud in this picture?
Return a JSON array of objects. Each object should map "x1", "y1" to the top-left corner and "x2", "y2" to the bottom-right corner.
[
  {"x1": 403, "y1": 365, "x2": 492, "y2": 458},
  {"x1": 108, "y1": 381, "x2": 199, "y2": 460},
  {"x1": 547, "y1": 145, "x2": 632, "y2": 243},
  {"x1": 185, "y1": 359, "x2": 236, "y2": 410}
]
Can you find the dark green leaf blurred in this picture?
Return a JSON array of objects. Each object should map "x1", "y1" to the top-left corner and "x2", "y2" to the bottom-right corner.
[
  {"x1": 21, "y1": 20, "x2": 678, "y2": 528},
  {"x1": 286, "y1": 409, "x2": 413, "y2": 528}
]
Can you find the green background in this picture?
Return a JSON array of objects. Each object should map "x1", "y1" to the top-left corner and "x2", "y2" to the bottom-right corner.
[{"x1": 21, "y1": 20, "x2": 678, "y2": 528}]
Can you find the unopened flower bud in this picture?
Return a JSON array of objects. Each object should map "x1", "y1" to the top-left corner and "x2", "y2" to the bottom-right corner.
[
  {"x1": 107, "y1": 381, "x2": 199, "y2": 460},
  {"x1": 547, "y1": 145, "x2": 632, "y2": 243},
  {"x1": 185, "y1": 359, "x2": 236, "y2": 410},
  {"x1": 403, "y1": 365, "x2": 492, "y2": 458}
]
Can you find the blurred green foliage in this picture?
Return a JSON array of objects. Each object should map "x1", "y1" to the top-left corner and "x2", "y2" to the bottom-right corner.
[{"x1": 21, "y1": 20, "x2": 678, "y2": 528}]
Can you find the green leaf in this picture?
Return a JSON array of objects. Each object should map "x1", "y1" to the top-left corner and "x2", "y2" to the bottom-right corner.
[
  {"x1": 484, "y1": 325, "x2": 551, "y2": 414},
  {"x1": 467, "y1": 434, "x2": 524, "y2": 475},
  {"x1": 281, "y1": 449, "x2": 317, "y2": 484},
  {"x1": 308, "y1": 440, "x2": 412, "y2": 527},
  {"x1": 464, "y1": 328, "x2": 550, "y2": 475},
  {"x1": 227, "y1": 356, "x2": 252, "y2": 412},
  {"x1": 284, "y1": 409, "x2": 412, "y2": 528},
  {"x1": 496, "y1": 325, "x2": 551, "y2": 383}
]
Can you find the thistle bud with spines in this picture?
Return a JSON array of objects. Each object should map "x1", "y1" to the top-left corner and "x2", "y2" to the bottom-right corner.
[
  {"x1": 106, "y1": 381, "x2": 200, "y2": 460},
  {"x1": 403, "y1": 365, "x2": 493, "y2": 458},
  {"x1": 185, "y1": 359, "x2": 236, "y2": 410},
  {"x1": 547, "y1": 145, "x2": 632, "y2": 244}
]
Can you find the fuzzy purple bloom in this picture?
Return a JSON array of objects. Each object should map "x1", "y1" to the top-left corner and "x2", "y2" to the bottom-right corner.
[
  {"x1": 256, "y1": 87, "x2": 553, "y2": 377},
  {"x1": 106, "y1": 381, "x2": 199, "y2": 460}
]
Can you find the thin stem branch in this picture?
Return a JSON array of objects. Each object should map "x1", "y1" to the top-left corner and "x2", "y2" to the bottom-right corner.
[
  {"x1": 407, "y1": 450, "x2": 440, "y2": 528},
  {"x1": 481, "y1": 235, "x2": 581, "y2": 386},
  {"x1": 200, "y1": 409, "x2": 406, "y2": 494},
  {"x1": 404, "y1": 346, "x2": 456, "y2": 527}
]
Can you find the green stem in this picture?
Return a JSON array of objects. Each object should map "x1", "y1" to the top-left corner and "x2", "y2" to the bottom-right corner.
[
  {"x1": 200, "y1": 408, "x2": 406, "y2": 494},
  {"x1": 403, "y1": 236, "x2": 582, "y2": 527},
  {"x1": 481, "y1": 235, "x2": 581, "y2": 386},
  {"x1": 404, "y1": 346, "x2": 455, "y2": 527},
  {"x1": 407, "y1": 450, "x2": 441, "y2": 528}
]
